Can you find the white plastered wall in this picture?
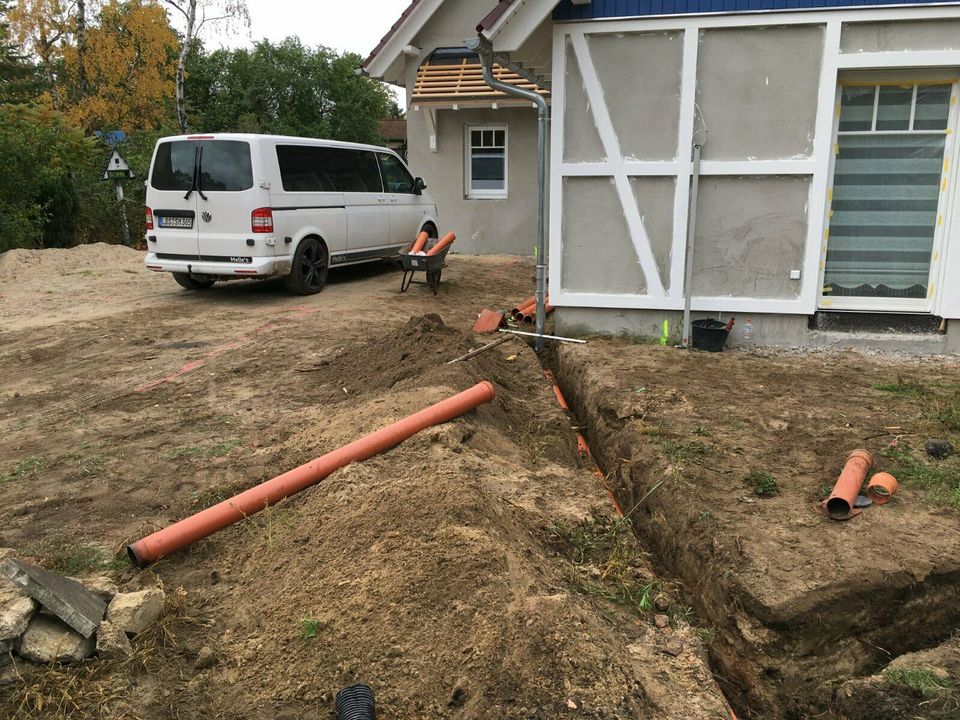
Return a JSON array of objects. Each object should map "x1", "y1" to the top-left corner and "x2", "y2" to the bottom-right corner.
[{"x1": 549, "y1": 7, "x2": 960, "y2": 318}]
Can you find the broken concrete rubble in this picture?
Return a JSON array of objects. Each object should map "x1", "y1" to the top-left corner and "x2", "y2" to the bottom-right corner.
[
  {"x1": 106, "y1": 589, "x2": 164, "y2": 636},
  {"x1": 0, "y1": 559, "x2": 106, "y2": 638},
  {"x1": 0, "y1": 583, "x2": 38, "y2": 642},
  {"x1": 16, "y1": 614, "x2": 96, "y2": 664},
  {"x1": 95, "y1": 620, "x2": 133, "y2": 661}
]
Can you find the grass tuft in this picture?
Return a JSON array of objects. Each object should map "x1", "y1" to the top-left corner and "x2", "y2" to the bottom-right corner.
[
  {"x1": 746, "y1": 469, "x2": 779, "y2": 498},
  {"x1": 301, "y1": 618, "x2": 322, "y2": 640},
  {"x1": 28, "y1": 538, "x2": 127, "y2": 576},
  {"x1": 883, "y1": 667, "x2": 956, "y2": 697},
  {"x1": 873, "y1": 375, "x2": 930, "y2": 398},
  {"x1": 1, "y1": 455, "x2": 46, "y2": 484},
  {"x1": 551, "y1": 512, "x2": 661, "y2": 614},
  {"x1": 881, "y1": 445, "x2": 960, "y2": 509}
]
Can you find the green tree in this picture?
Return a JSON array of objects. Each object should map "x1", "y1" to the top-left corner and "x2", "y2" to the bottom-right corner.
[
  {"x1": 185, "y1": 37, "x2": 394, "y2": 144},
  {"x1": 0, "y1": 0, "x2": 43, "y2": 102}
]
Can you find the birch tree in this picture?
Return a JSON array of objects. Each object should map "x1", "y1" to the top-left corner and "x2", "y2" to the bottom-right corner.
[{"x1": 161, "y1": 0, "x2": 248, "y2": 132}]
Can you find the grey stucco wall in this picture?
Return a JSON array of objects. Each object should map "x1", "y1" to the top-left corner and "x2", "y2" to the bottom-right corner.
[{"x1": 407, "y1": 106, "x2": 541, "y2": 255}]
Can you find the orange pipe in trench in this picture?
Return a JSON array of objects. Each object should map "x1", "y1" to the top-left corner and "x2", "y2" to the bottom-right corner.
[
  {"x1": 825, "y1": 449, "x2": 873, "y2": 519},
  {"x1": 513, "y1": 299, "x2": 537, "y2": 321},
  {"x1": 426, "y1": 232, "x2": 456, "y2": 256},
  {"x1": 410, "y1": 231, "x2": 430, "y2": 254},
  {"x1": 127, "y1": 381, "x2": 496, "y2": 567}
]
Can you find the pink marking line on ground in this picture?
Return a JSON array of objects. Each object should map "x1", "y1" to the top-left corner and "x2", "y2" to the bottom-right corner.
[{"x1": 135, "y1": 306, "x2": 318, "y2": 393}]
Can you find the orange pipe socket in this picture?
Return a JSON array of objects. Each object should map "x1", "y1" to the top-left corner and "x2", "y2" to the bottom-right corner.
[
  {"x1": 426, "y1": 232, "x2": 456, "y2": 256},
  {"x1": 824, "y1": 449, "x2": 873, "y2": 520},
  {"x1": 513, "y1": 299, "x2": 536, "y2": 321},
  {"x1": 867, "y1": 472, "x2": 898, "y2": 505},
  {"x1": 410, "y1": 231, "x2": 430, "y2": 254},
  {"x1": 127, "y1": 381, "x2": 496, "y2": 567}
]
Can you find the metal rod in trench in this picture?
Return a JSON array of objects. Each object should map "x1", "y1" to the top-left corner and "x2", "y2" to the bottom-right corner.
[
  {"x1": 681, "y1": 143, "x2": 703, "y2": 349},
  {"x1": 498, "y1": 329, "x2": 586, "y2": 344}
]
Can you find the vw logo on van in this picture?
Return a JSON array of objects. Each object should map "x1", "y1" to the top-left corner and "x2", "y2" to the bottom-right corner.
[{"x1": 201, "y1": 211, "x2": 212, "y2": 223}]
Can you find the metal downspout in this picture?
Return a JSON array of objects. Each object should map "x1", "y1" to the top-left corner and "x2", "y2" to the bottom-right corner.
[{"x1": 468, "y1": 36, "x2": 549, "y2": 350}]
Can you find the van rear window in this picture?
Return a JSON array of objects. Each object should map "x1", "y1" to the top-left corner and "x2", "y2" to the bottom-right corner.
[{"x1": 151, "y1": 140, "x2": 253, "y2": 192}]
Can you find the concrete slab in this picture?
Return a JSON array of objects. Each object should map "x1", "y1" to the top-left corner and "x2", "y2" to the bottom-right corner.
[{"x1": 0, "y1": 559, "x2": 106, "y2": 639}]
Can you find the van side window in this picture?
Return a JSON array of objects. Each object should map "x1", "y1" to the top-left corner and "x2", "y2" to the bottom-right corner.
[
  {"x1": 377, "y1": 153, "x2": 416, "y2": 194},
  {"x1": 333, "y1": 149, "x2": 383, "y2": 193},
  {"x1": 277, "y1": 145, "x2": 336, "y2": 192}
]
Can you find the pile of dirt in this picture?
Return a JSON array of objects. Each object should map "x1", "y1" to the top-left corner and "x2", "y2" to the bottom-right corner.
[
  {"x1": 555, "y1": 340, "x2": 960, "y2": 719},
  {"x1": 0, "y1": 315, "x2": 735, "y2": 719},
  {"x1": 0, "y1": 243, "x2": 143, "y2": 281}
]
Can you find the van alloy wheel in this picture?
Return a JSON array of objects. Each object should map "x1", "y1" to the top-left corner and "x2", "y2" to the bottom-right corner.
[{"x1": 284, "y1": 238, "x2": 328, "y2": 295}]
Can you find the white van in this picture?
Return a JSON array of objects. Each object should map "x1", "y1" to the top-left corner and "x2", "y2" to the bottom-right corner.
[{"x1": 143, "y1": 134, "x2": 439, "y2": 294}]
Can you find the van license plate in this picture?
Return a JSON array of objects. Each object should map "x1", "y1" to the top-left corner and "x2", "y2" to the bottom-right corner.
[{"x1": 158, "y1": 216, "x2": 193, "y2": 229}]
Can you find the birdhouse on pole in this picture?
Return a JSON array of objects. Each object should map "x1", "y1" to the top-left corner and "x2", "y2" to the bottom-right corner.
[{"x1": 101, "y1": 150, "x2": 135, "y2": 181}]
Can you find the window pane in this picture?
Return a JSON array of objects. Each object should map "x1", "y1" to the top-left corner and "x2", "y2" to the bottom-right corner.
[
  {"x1": 471, "y1": 130, "x2": 482, "y2": 147},
  {"x1": 875, "y1": 85, "x2": 912, "y2": 131},
  {"x1": 471, "y1": 148, "x2": 505, "y2": 191},
  {"x1": 838, "y1": 86, "x2": 875, "y2": 132},
  {"x1": 378, "y1": 152, "x2": 415, "y2": 193},
  {"x1": 914, "y1": 85, "x2": 952, "y2": 130},
  {"x1": 494, "y1": 130, "x2": 505, "y2": 146},
  {"x1": 333, "y1": 149, "x2": 382, "y2": 193},
  {"x1": 277, "y1": 145, "x2": 333, "y2": 192},
  {"x1": 151, "y1": 141, "x2": 196, "y2": 191},
  {"x1": 825, "y1": 133, "x2": 943, "y2": 298},
  {"x1": 483, "y1": 130, "x2": 493, "y2": 146}
]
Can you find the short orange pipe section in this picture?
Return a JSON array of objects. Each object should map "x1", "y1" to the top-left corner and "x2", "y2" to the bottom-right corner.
[
  {"x1": 513, "y1": 299, "x2": 536, "y2": 321},
  {"x1": 128, "y1": 381, "x2": 496, "y2": 567},
  {"x1": 867, "y1": 472, "x2": 898, "y2": 505},
  {"x1": 410, "y1": 230, "x2": 430, "y2": 254},
  {"x1": 825, "y1": 449, "x2": 873, "y2": 519},
  {"x1": 426, "y1": 231, "x2": 456, "y2": 256},
  {"x1": 512, "y1": 296, "x2": 535, "y2": 318}
]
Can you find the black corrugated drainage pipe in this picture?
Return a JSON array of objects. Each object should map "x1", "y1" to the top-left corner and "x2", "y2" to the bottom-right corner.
[
  {"x1": 465, "y1": 35, "x2": 549, "y2": 351},
  {"x1": 335, "y1": 684, "x2": 376, "y2": 720}
]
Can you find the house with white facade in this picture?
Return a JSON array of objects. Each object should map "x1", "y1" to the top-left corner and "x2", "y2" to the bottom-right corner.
[{"x1": 364, "y1": 0, "x2": 960, "y2": 350}]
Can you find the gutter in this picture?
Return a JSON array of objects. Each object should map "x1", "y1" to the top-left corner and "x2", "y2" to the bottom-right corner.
[{"x1": 465, "y1": 35, "x2": 550, "y2": 351}]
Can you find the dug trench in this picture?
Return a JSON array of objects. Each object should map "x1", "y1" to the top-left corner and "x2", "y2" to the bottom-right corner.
[
  {"x1": 2, "y1": 314, "x2": 735, "y2": 719},
  {"x1": 551, "y1": 340, "x2": 960, "y2": 720}
]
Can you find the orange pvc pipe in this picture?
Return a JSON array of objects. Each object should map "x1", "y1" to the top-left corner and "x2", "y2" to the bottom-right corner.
[
  {"x1": 825, "y1": 449, "x2": 873, "y2": 519},
  {"x1": 425, "y1": 231, "x2": 456, "y2": 256},
  {"x1": 513, "y1": 299, "x2": 536, "y2": 320},
  {"x1": 867, "y1": 472, "x2": 898, "y2": 505},
  {"x1": 410, "y1": 231, "x2": 430, "y2": 254},
  {"x1": 128, "y1": 381, "x2": 496, "y2": 567},
  {"x1": 511, "y1": 296, "x2": 535, "y2": 317}
]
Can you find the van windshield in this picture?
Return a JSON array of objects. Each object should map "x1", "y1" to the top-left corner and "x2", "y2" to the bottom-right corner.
[{"x1": 151, "y1": 140, "x2": 253, "y2": 192}]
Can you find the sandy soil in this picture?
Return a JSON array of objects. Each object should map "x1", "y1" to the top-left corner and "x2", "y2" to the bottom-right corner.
[{"x1": 0, "y1": 245, "x2": 731, "y2": 719}]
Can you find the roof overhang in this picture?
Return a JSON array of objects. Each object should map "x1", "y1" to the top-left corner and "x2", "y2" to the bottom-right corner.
[
  {"x1": 363, "y1": 0, "x2": 443, "y2": 81},
  {"x1": 478, "y1": 0, "x2": 564, "y2": 52}
]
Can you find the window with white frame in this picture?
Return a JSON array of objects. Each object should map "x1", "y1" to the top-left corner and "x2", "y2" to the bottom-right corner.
[
  {"x1": 824, "y1": 82, "x2": 955, "y2": 302},
  {"x1": 466, "y1": 126, "x2": 507, "y2": 199}
]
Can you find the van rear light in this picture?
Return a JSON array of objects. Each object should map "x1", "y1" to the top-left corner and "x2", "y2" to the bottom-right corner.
[
  {"x1": 145, "y1": 207, "x2": 154, "y2": 230},
  {"x1": 251, "y1": 207, "x2": 273, "y2": 233}
]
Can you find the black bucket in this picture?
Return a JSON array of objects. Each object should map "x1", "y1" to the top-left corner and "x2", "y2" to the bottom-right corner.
[
  {"x1": 335, "y1": 684, "x2": 376, "y2": 720},
  {"x1": 691, "y1": 319, "x2": 729, "y2": 352}
]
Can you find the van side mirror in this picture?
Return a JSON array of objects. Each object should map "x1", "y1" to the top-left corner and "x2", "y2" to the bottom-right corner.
[{"x1": 413, "y1": 177, "x2": 426, "y2": 195}]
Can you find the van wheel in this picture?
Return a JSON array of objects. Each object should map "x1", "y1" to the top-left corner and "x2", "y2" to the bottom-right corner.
[
  {"x1": 284, "y1": 237, "x2": 328, "y2": 295},
  {"x1": 173, "y1": 273, "x2": 215, "y2": 290}
]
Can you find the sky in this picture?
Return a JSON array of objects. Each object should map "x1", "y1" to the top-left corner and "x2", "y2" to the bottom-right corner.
[{"x1": 213, "y1": 0, "x2": 412, "y2": 58}]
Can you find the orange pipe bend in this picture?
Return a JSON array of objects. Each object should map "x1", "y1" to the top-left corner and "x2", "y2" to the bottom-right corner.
[
  {"x1": 128, "y1": 381, "x2": 496, "y2": 567},
  {"x1": 867, "y1": 472, "x2": 898, "y2": 505},
  {"x1": 825, "y1": 449, "x2": 873, "y2": 519},
  {"x1": 426, "y1": 232, "x2": 456, "y2": 256},
  {"x1": 410, "y1": 231, "x2": 430, "y2": 254}
]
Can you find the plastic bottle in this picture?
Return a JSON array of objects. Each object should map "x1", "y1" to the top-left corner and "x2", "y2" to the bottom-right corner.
[{"x1": 743, "y1": 318, "x2": 753, "y2": 341}]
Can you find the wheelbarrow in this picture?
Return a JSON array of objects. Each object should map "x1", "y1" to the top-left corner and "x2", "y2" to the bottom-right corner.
[{"x1": 399, "y1": 238, "x2": 450, "y2": 295}]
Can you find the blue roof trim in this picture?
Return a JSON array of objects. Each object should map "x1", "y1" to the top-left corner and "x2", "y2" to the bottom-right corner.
[{"x1": 554, "y1": 0, "x2": 959, "y2": 19}]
